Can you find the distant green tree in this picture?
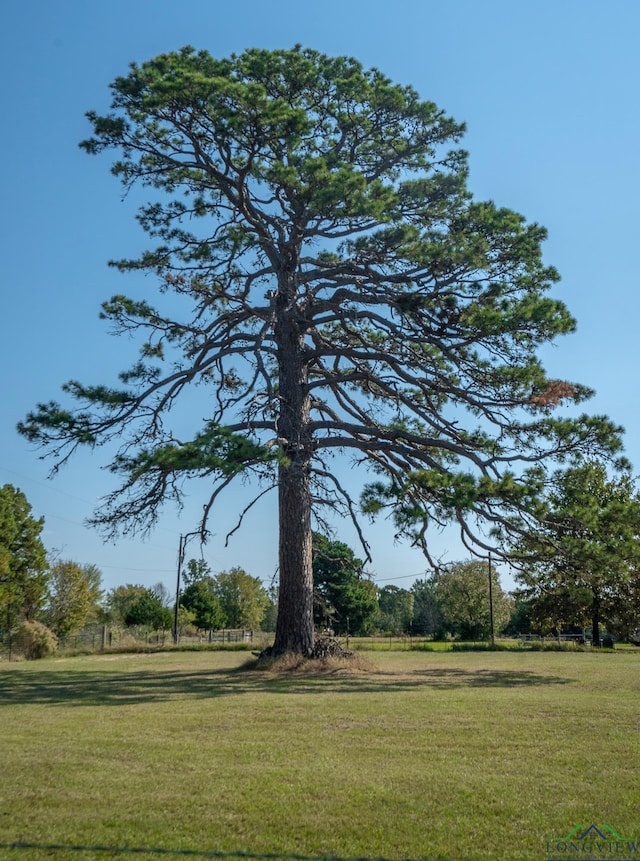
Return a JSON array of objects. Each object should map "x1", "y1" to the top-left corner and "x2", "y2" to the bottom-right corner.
[
  {"x1": 182, "y1": 558, "x2": 212, "y2": 587},
  {"x1": 377, "y1": 585, "x2": 414, "y2": 634},
  {"x1": 124, "y1": 588, "x2": 173, "y2": 629},
  {"x1": 312, "y1": 533, "x2": 378, "y2": 635},
  {"x1": 513, "y1": 461, "x2": 640, "y2": 645},
  {"x1": 181, "y1": 576, "x2": 224, "y2": 630},
  {"x1": 503, "y1": 595, "x2": 535, "y2": 638},
  {"x1": 213, "y1": 567, "x2": 268, "y2": 630},
  {"x1": 0, "y1": 484, "x2": 48, "y2": 629},
  {"x1": 44, "y1": 561, "x2": 103, "y2": 636},
  {"x1": 410, "y1": 578, "x2": 443, "y2": 638},
  {"x1": 435, "y1": 560, "x2": 511, "y2": 641},
  {"x1": 605, "y1": 563, "x2": 640, "y2": 642},
  {"x1": 105, "y1": 584, "x2": 148, "y2": 626},
  {"x1": 512, "y1": 585, "x2": 588, "y2": 637},
  {"x1": 176, "y1": 604, "x2": 197, "y2": 637},
  {"x1": 261, "y1": 585, "x2": 279, "y2": 633}
]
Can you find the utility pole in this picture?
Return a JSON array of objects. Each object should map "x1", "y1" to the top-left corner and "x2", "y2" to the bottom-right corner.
[
  {"x1": 488, "y1": 552, "x2": 495, "y2": 647},
  {"x1": 173, "y1": 530, "x2": 199, "y2": 644},
  {"x1": 173, "y1": 535, "x2": 186, "y2": 645}
]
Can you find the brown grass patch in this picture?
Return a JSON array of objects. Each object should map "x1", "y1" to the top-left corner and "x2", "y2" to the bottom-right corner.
[{"x1": 251, "y1": 651, "x2": 375, "y2": 675}]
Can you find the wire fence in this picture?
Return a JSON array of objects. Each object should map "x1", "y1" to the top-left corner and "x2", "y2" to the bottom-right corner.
[
  {"x1": 0, "y1": 624, "x2": 270, "y2": 661},
  {"x1": 2, "y1": 626, "x2": 629, "y2": 662}
]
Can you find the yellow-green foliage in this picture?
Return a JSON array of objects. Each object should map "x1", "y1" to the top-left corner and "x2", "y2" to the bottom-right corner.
[{"x1": 14, "y1": 619, "x2": 58, "y2": 659}]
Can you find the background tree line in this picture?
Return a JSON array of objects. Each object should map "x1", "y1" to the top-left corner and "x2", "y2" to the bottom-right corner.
[
  {"x1": 0, "y1": 483, "x2": 273, "y2": 641},
  {"x1": 3, "y1": 474, "x2": 640, "y2": 648},
  {"x1": 0, "y1": 484, "x2": 104, "y2": 637}
]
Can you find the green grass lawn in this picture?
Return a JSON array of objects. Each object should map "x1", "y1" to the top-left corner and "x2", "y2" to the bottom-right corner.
[{"x1": 1, "y1": 649, "x2": 639, "y2": 861}]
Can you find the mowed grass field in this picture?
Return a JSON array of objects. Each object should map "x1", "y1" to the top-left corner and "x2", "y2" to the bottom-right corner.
[{"x1": 1, "y1": 649, "x2": 639, "y2": 861}]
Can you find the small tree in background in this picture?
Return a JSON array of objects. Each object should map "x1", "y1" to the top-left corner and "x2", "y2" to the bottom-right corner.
[
  {"x1": 513, "y1": 461, "x2": 640, "y2": 646},
  {"x1": 434, "y1": 560, "x2": 511, "y2": 641},
  {"x1": 182, "y1": 558, "x2": 212, "y2": 587},
  {"x1": 181, "y1": 576, "x2": 225, "y2": 631},
  {"x1": 180, "y1": 558, "x2": 224, "y2": 630},
  {"x1": 312, "y1": 533, "x2": 378, "y2": 635},
  {"x1": 44, "y1": 561, "x2": 103, "y2": 636},
  {"x1": 410, "y1": 578, "x2": 444, "y2": 638},
  {"x1": 261, "y1": 585, "x2": 279, "y2": 633},
  {"x1": 213, "y1": 568, "x2": 268, "y2": 630},
  {"x1": 105, "y1": 584, "x2": 149, "y2": 626},
  {"x1": 0, "y1": 484, "x2": 49, "y2": 629},
  {"x1": 151, "y1": 581, "x2": 173, "y2": 608},
  {"x1": 175, "y1": 604, "x2": 197, "y2": 638},
  {"x1": 377, "y1": 585, "x2": 414, "y2": 634},
  {"x1": 123, "y1": 588, "x2": 173, "y2": 630},
  {"x1": 503, "y1": 595, "x2": 534, "y2": 638}
]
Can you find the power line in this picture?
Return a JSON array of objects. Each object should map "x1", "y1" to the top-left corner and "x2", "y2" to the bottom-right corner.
[
  {"x1": 370, "y1": 571, "x2": 429, "y2": 584},
  {"x1": 0, "y1": 464, "x2": 180, "y2": 555}
]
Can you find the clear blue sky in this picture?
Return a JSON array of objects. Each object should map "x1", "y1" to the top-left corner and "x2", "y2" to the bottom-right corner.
[{"x1": 2, "y1": 0, "x2": 639, "y2": 595}]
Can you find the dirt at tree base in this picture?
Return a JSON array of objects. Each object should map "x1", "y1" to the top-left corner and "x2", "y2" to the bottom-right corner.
[{"x1": 254, "y1": 636, "x2": 371, "y2": 673}]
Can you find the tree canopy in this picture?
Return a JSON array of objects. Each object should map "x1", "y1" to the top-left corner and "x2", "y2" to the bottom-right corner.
[
  {"x1": 180, "y1": 577, "x2": 224, "y2": 630},
  {"x1": 213, "y1": 567, "x2": 269, "y2": 630},
  {"x1": 312, "y1": 532, "x2": 378, "y2": 635},
  {"x1": 180, "y1": 559, "x2": 225, "y2": 630},
  {"x1": 44, "y1": 560, "x2": 103, "y2": 636},
  {"x1": 105, "y1": 583, "x2": 149, "y2": 625},
  {"x1": 0, "y1": 484, "x2": 48, "y2": 629},
  {"x1": 124, "y1": 587, "x2": 173, "y2": 630},
  {"x1": 377, "y1": 585, "x2": 414, "y2": 634},
  {"x1": 434, "y1": 559, "x2": 511, "y2": 641},
  {"x1": 18, "y1": 46, "x2": 623, "y2": 654},
  {"x1": 513, "y1": 461, "x2": 640, "y2": 645}
]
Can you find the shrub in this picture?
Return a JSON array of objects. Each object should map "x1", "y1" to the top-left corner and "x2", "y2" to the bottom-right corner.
[
  {"x1": 526, "y1": 640, "x2": 587, "y2": 652},
  {"x1": 15, "y1": 620, "x2": 58, "y2": 660}
]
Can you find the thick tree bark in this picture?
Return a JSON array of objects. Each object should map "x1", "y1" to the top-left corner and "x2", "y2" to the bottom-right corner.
[
  {"x1": 272, "y1": 457, "x2": 314, "y2": 655},
  {"x1": 592, "y1": 588, "x2": 601, "y2": 648},
  {"x1": 270, "y1": 268, "x2": 315, "y2": 656}
]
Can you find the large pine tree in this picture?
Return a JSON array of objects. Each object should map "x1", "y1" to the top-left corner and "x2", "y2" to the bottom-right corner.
[{"x1": 20, "y1": 47, "x2": 622, "y2": 654}]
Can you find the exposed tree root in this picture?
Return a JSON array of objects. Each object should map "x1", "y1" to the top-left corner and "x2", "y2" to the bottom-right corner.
[{"x1": 253, "y1": 637, "x2": 372, "y2": 673}]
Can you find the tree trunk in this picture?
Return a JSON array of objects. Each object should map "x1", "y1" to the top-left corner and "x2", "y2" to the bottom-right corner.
[
  {"x1": 592, "y1": 588, "x2": 601, "y2": 648},
  {"x1": 272, "y1": 457, "x2": 314, "y2": 655},
  {"x1": 270, "y1": 268, "x2": 314, "y2": 656}
]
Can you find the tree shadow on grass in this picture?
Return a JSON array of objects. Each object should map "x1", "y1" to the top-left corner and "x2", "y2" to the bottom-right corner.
[
  {"x1": 1, "y1": 843, "x2": 452, "y2": 861},
  {"x1": 0, "y1": 657, "x2": 573, "y2": 707},
  {"x1": 397, "y1": 666, "x2": 573, "y2": 688}
]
